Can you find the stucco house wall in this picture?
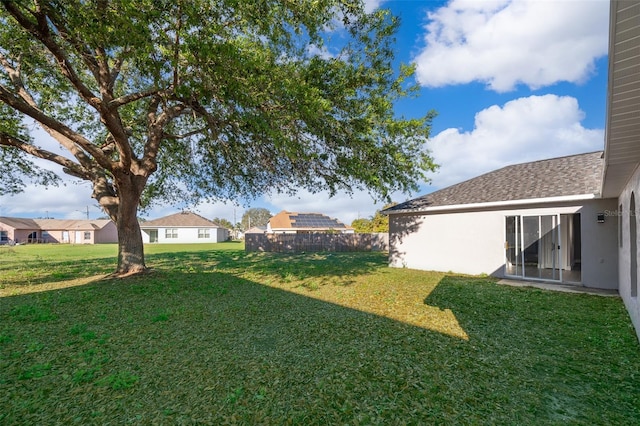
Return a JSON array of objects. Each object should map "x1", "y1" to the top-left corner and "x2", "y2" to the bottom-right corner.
[
  {"x1": 42, "y1": 229, "x2": 82, "y2": 243},
  {"x1": 42, "y1": 229, "x2": 67, "y2": 243},
  {"x1": 618, "y1": 165, "x2": 640, "y2": 339},
  {"x1": 94, "y1": 221, "x2": 118, "y2": 243},
  {"x1": 141, "y1": 226, "x2": 228, "y2": 244},
  {"x1": 578, "y1": 199, "x2": 619, "y2": 289},
  {"x1": 389, "y1": 199, "x2": 618, "y2": 289},
  {"x1": 390, "y1": 209, "x2": 503, "y2": 276},
  {"x1": 0, "y1": 224, "x2": 19, "y2": 244},
  {"x1": 215, "y1": 227, "x2": 229, "y2": 242}
]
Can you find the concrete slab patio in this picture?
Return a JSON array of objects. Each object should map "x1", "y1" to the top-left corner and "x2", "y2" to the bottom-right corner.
[{"x1": 498, "y1": 279, "x2": 620, "y2": 297}]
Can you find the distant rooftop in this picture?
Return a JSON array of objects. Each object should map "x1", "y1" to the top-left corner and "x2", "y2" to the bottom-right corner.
[
  {"x1": 0, "y1": 217, "x2": 113, "y2": 230},
  {"x1": 269, "y1": 211, "x2": 351, "y2": 230},
  {"x1": 140, "y1": 211, "x2": 223, "y2": 228}
]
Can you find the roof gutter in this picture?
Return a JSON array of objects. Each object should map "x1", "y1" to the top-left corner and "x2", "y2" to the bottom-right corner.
[
  {"x1": 600, "y1": 0, "x2": 616, "y2": 197},
  {"x1": 384, "y1": 193, "x2": 599, "y2": 215}
]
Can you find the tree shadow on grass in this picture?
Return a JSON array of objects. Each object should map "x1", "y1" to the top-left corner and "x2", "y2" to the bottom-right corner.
[
  {"x1": 1, "y1": 269, "x2": 639, "y2": 424},
  {"x1": 145, "y1": 249, "x2": 386, "y2": 287},
  {"x1": 0, "y1": 271, "x2": 466, "y2": 424},
  {"x1": 1, "y1": 246, "x2": 384, "y2": 296},
  {"x1": 0, "y1": 256, "x2": 117, "y2": 292}
]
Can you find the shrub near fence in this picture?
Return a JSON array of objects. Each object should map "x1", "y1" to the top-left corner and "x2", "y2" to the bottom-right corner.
[{"x1": 245, "y1": 233, "x2": 388, "y2": 253}]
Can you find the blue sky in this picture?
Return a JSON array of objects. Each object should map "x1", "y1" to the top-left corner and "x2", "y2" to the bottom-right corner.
[{"x1": 0, "y1": 0, "x2": 611, "y2": 226}]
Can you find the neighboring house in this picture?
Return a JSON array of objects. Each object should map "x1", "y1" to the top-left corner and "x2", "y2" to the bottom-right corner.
[
  {"x1": 139, "y1": 211, "x2": 229, "y2": 243},
  {"x1": 267, "y1": 211, "x2": 354, "y2": 234},
  {"x1": 0, "y1": 217, "x2": 118, "y2": 244},
  {"x1": 244, "y1": 226, "x2": 267, "y2": 235},
  {"x1": 384, "y1": 0, "x2": 640, "y2": 340}
]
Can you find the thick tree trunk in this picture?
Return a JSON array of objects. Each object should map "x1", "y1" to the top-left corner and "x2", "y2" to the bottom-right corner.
[{"x1": 114, "y1": 178, "x2": 147, "y2": 275}]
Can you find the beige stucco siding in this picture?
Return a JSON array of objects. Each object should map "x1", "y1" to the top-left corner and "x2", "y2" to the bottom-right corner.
[
  {"x1": 94, "y1": 222, "x2": 118, "y2": 243},
  {"x1": 390, "y1": 210, "x2": 504, "y2": 276},
  {"x1": 578, "y1": 199, "x2": 619, "y2": 289},
  {"x1": 389, "y1": 199, "x2": 618, "y2": 289},
  {"x1": 618, "y1": 164, "x2": 640, "y2": 341}
]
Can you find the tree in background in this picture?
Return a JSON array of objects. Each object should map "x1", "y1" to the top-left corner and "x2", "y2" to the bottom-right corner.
[
  {"x1": 0, "y1": 1, "x2": 435, "y2": 275},
  {"x1": 351, "y1": 202, "x2": 397, "y2": 233},
  {"x1": 351, "y1": 218, "x2": 374, "y2": 233},
  {"x1": 241, "y1": 208, "x2": 272, "y2": 231},
  {"x1": 213, "y1": 217, "x2": 233, "y2": 230}
]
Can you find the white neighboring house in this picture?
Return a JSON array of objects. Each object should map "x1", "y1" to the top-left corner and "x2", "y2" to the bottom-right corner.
[{"x1": 140, "y1": 211, "x2": 229, "y2": 244}]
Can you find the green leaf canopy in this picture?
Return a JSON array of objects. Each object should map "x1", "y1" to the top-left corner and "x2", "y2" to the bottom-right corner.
[{"x1": 0, "y1": 0, "x2": 436, "y2": 211}]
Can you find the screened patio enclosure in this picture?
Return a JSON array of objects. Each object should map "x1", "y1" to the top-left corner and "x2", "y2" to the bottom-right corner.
[{"x1": 505, "y1": 214, "x2": 581, "y2": 283}]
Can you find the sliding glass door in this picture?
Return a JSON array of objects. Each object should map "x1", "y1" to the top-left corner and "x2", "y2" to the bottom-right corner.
[{"x1": 505, "y1": 214, "x2": 561, "y2": 282}]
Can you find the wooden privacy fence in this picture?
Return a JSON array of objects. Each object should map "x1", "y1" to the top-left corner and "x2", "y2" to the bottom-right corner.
[{"x1": 245, "y1": 233, "x2": 388, "y2": 253}]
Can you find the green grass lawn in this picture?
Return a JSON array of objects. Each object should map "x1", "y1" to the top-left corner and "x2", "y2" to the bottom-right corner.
[{"x1": 1, "y1": 243, "x2": 639, "y2": 424}]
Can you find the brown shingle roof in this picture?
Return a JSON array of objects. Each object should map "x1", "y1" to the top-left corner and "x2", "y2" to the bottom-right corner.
[
  {"x1": 140, "y1": 211, "x2": 220, "y2": 228},
  {"x1": 34, "y1": 219, "x2": 112, "y2": 230},
  {"x1": 0, "y1": 217, "x2": 39, "y2": 229},
  {"x1": 386, "y1": 151, "x2": 604, "y2": 214}
]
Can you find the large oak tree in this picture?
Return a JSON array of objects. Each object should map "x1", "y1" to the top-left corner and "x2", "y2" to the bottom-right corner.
[{"x1": 0, "y1": 0, "x2": 435, "y2": 275}]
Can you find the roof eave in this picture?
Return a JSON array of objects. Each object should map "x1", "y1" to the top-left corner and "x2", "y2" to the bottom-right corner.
[{"x1": 384, "y1": 193, "x2": 601, "y2": 215}]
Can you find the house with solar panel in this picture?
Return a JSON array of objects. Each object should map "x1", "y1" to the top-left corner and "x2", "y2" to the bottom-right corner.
[
  {"x1": 266, "y1": 211, "x2": 354, "y2": 234},
  {"x1": 384, "y1": 0, "x2": 640, "y2": 341}
]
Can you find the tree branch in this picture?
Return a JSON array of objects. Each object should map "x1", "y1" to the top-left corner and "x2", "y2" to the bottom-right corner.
[
  {"x1": 2, "y1": 1, "x2": 101, "y2": 109},
  {"x1": 141, "y1": 98, "x2": 189, "y2": 173},
  {"x1": 0, "y1": 52, "x2": 23, "y2": 92},
  {"x1": 108, "y1": 54, "x2": 125, "y2": 92},
  {"x1": 48, "y1": 14, "x2": 101, "y2": 81},
  {"x1": 2, "y1": 2, "x2": 141, "y2": 178},
  {"x1": 0, "y1": 84, "x2": 112, "y2": 169},
  {"x1": 164, "y1": 127, "x2": 208, "y2": 140},
  {"x1": 0, "y1": 132, "x2": 91, "y2": 180},
  {"x1": 108, "y1": 87, "x2": 162, "y2": 109},
  {"x1": 0, "y1": 53, "x2": 97, "y2": 171}
]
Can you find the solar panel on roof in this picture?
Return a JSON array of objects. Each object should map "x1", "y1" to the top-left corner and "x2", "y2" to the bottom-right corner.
[{"x1": 291, "y1": 213, "x2": 346, "y2": 228}]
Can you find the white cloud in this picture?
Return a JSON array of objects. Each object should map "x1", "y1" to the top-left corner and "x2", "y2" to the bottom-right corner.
[
  {"x1": 306, "y1": 44, "x2": 335, "y2": 60},
  {"x1": 0, "y1": 183, "x2": 96, "y2": 219},
  {"x1": 189, "y1": 201, "x2": 242, "y2": 224},
  {"x1": 425, "y1": 94, "x2": 604, "y2": 188},
  {"x1": 414, "y1": 0, "x2": 609, "y2": 92},
  {"x1": 363, "y1": 0, "x2": 385, "y2": 14},
  {"x1": 0, "y1": 123, "x2": 105, "y2": 219}
]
